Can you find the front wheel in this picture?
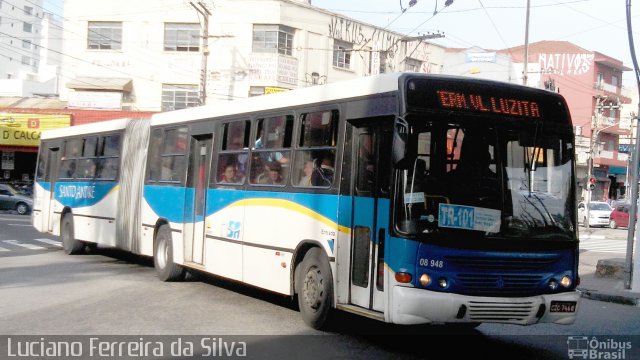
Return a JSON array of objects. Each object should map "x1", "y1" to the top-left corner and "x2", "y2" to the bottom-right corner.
[
  {"x1": 154, "y1": 224, "x2": 185, "y2": 281},
  {"x1": 297, "y1": 248, "x2": 333, "y2": 329},
  {"x1": 61, "y1": 214, "x2": 84, "y2": 255},
  {"x1": 609, "y1": 219, "x2": 618, "y2": 229}
]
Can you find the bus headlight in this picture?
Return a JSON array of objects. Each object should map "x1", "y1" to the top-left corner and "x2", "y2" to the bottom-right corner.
[
  {"x1": 560, "y1": 275, "x2": 572, "y2": 288},
  {"x1": 438, "y1": 277, "x2": 448, "y2": 288},
  {"x1": 548, "y1": 279, "x2": 558, "y2": 291},
  {"x1": 419, "y1": 273, "x2": 431, "y2": 286}
]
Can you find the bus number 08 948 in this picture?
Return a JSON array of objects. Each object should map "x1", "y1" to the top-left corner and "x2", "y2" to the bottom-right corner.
[{"x1": 419, "y1": 259, "x2": 444, "y2": 268}]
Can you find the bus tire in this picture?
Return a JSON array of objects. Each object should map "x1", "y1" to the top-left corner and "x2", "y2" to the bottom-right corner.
[
  {"x1": 61, "y1": 214, "x2": 84, "y2": 255},
  {"x1": 297, "y1": 247, "x2": 333, "y2": 329},
  {"x1": 154, "y1": 224, "x2": 185, "y2": 282}
]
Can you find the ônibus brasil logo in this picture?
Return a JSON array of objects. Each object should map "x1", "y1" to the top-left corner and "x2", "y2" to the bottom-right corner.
[{"x1": 567, "y1": 336, "x2": 632, "y2": 359}]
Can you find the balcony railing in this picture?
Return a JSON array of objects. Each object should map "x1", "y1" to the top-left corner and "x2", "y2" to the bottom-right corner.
[{"x1": 594, "y1": 81, "x2": 620, "y2": 94}]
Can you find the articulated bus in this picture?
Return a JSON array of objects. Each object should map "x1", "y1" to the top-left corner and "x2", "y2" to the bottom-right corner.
[{"x1": 32, "y1": 73, "x2": 579, "y2": 329}]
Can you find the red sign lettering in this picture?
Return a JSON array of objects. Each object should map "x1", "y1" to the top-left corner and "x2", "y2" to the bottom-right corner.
[{"x1": 436, "y1": 90, "x2": 541, "y2": 118}]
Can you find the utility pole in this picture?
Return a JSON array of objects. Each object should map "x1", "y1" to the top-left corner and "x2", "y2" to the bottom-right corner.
[
  {"x1": 522, "y1": 0, "x2": 531, "y2": 86},
  {"x1": 190, "y1": 1, "x2": 211, "y2": 106},
  {"x1": 586, "y1": 96, "x2": 604, "y2": 226}
]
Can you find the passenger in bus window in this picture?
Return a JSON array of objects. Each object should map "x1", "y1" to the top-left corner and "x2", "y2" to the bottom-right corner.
[
  {"x1": 220, "y1": 164, "x2": 242, "y2": 184},
  {"x1": 312, "y1": 156, "x2": 334, "y2": 186},
  {"x1": 161, "y1": 157, "x2": 174, "y2": 181},
  {"x1": 259, "y1": 161, "x2": 284, "y2": 185},
  {"x1": 229, "y1": 133, "x2": 244, "y2": 150},
  {"x1": 61, "y1": 160, "x2": 76, "y2": 179},
  {"x1": 83, "y1": 161, "x2": 97, "y2": 179},
  {"x1": 298, "y1": 160, "x2": 314, "y2": 186}
]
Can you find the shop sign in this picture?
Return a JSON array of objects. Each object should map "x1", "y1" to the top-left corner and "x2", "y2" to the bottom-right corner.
[{"x1": 0, "y1": 113, "x2": 71, "y2": 147}]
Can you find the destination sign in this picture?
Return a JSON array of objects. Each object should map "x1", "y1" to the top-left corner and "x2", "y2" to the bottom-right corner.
[{"x1": 436, "y1": 90, "x2": 541, "y2": 118}]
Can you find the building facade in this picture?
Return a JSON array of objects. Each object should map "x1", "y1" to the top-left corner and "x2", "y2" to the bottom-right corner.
[
  {"x1": 504, "y1": 41, "x2": 632, "y2": 202},
  {"x1": 0, "y1": 0, "x2": 61, "y2": 97},
  {"x1": 59, "y1": 0, "x2": 444, "y2": 111},
  {"x1": 441, "y1": 46, "x2": 518, "y2": 83}
]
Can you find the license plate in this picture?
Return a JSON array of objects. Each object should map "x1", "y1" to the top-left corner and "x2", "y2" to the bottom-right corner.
[{"x1": 549, "y1": 301, "x2": 577, "y2": 313}]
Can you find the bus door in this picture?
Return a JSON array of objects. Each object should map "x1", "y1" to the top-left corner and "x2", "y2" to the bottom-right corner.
[
  {"x1": 184, "y1": 134, "x2": 213, "y2": 265},
  {"x1": 43, "y1": 146, "x2": 60, "y2": 232},
  {"x1": 348, "y1": 120, "x2": 391, "y2": 312}
]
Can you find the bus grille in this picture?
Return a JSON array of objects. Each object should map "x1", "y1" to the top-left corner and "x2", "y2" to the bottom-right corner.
[
  {"x1": 445, "y1": 255, "x2": 556, "y2": 271},
  {"x1": 467, "y1": 300, "x2": 537, "y2": 323},
  {"x1": 457, "y1": 274, "x2": 543, "y2": 296}
]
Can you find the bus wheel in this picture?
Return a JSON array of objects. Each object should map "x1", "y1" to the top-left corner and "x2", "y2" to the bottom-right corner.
[
  {"x1": 61, "y1": 214, "x2": 84, "y2": 255},
  {"x1": 154, "y1": 224, "x2": 185, "y2": 281},
  {"x1": 297, "y1": 248, "x2": 333, "y2": 329}
]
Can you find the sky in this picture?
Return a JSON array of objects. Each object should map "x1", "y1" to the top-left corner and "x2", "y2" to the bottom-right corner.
[
  {"x1": 42, "y1": 0, "x2": 640, "y2": 85},
  {"x1": 314, "y1": 0, "x2": 640, "y2": 85}
]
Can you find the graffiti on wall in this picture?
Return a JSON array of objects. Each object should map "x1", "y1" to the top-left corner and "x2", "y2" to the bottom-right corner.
[
  {"x1": 538, "y1": 53, "x2": 594, "y2": 76},
  {"x1": 328, "y1": 16, "x2": 402, "y2": 72}
]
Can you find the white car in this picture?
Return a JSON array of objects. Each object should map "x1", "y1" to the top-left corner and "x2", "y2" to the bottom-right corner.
[{"x1": 577, "y1": 201, "x2": 613, "y2": 227}]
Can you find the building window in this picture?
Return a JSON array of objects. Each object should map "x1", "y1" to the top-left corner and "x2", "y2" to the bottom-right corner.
[
  {"x1": 164, "y1": 23, "x2": 200, "y2": 52},
  {"x1": 22, "y1": 40, "x2": 31, "y2": 49},
  {"x1": 88, "y1": 21, "x2": 122, "y2": 50},
  {"x1": 21, "y1": 56, "x2": 30, "y2": 65},
  {"x1": 612, "y1": 75, "x2": 619, "y2": 87},
  {"x1": 161, "y1": 84, "x2": 199, "y2": 111},
  {"x1": 252, "y1": 25, "x2": 294, "y2": 56},
  {"x1": 405, "y1": 58, "x2": 422, "y2": 73},
  {"x1": 23, "y1": 6, "x2": 32, "y2": 15},
  {"x1": 23, "y1": 22, "x2": 32, "y2": 32},
  {"x1": 333, "y1": 40, "x2": 352, "y2": 69}
]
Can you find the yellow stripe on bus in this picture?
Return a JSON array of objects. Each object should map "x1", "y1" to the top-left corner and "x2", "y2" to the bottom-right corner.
[{"x1": 228, "y1": 198, "x2": 351, "y2": 234}]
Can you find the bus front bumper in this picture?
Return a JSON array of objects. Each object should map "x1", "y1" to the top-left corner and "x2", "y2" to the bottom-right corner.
[{"x1": 391, "y1": 286, "x2": 579, "y2": 325}]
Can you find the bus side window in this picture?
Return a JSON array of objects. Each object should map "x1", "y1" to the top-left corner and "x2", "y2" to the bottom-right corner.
[
  {"x1": 147, "y1": 129, "x2": 164, "y2": 182},
  {"x1": 251, "y1": 115, "x2": 293, "y2": 185},
  {"x1": 59, "y1": 159, "x2": 76, "y2": 179},
  {"x1": 294, "y1": 110, "x2": 338, "y2": 188}
]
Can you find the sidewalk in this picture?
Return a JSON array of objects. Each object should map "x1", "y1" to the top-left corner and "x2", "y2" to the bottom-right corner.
[{"x1": 577, "y1": 228, "x2": 640, "y2": 306}]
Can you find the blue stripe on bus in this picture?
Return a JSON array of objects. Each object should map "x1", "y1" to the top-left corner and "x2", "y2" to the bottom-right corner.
[
  {"x1": 37, "y1": 181, "x2": 52, "y2": 192},
  {"x1": 53, "y1": 181, "x2": 118, "y2": 208},
  {"x1": 144, "y1": 185, "x2": 352, "y2": 228}
]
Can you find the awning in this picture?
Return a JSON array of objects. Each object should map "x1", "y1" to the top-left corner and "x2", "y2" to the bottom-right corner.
[{"x1": 66, "y1": 77, "x2": 132, "y2": 92}]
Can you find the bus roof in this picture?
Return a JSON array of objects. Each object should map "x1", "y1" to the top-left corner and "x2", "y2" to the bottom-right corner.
[
  {"x1": 40, "y1": 117, "x2": 132, "y2": 139},
  {"x1": 40, "y1": 72, "x2": 567, "y2": 140}
]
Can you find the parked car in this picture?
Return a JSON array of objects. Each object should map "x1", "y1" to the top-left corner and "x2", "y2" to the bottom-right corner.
[
  {"x1": 609, "y1": 203, "x2": 637, "y2": 229},
  {"x1": 577, "y1": 201, "x2": 612, "y2": 227},
  {"x1": 0, "y1": 183, "x2": 32, "y2": 215}
]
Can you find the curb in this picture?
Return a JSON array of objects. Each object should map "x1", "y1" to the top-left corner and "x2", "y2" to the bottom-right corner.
[{"x1": 578, "y1": 288, "x2": 640, "y2": 306}]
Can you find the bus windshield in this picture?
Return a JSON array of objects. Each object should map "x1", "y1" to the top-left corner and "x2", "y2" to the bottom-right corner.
[{"x1": 394, "y1": 114, "x2": 576, "y2": 241}]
